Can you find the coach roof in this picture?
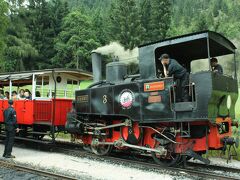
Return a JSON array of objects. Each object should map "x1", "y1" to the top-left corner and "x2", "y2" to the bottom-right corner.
[{"x1": 0, "y1": 68, "x2": 92, "y2": 82}]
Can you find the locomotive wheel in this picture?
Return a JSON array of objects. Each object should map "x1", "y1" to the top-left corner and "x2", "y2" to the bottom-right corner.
[
  {"x1": 121, "y1": 122, "x2": 142, "y2": 145},
  {"x1": 151, "y1": 146, "x2": 180, "y2": 167},
  {"x1": 91, "y1": 138, "x2": 112, "y2": 156},
  {"x1": 151, "y1": 132, "x2": 180, "y2": 167}
]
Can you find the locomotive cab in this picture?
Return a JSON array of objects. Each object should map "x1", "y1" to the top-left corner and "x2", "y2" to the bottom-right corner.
[{"x1": 139, "y1": 30, "x2": 238, "y2": 122}]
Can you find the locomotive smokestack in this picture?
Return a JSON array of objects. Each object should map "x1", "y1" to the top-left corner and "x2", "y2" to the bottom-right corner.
[{"x1": 91, "y1": 52, "x2": 102, "y2": 82}]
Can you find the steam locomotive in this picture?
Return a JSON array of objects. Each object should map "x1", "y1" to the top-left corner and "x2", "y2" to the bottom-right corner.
[{"x1": 66, "y1": 31, "x2": 239, "y2": 166}]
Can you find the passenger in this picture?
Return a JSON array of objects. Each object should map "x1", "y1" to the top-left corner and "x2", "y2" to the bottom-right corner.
[
  {"x1": 3, "y1": 99, "x2": 19, "y2": 158},
  {"x1": 159, "y1": 54, "x2": 189, "y2": 102},
  {"x1": 36, "y1": 91, "x2": 41, "y2": 97},
  {"x1": 210, "y1": 57, "x2": 223, "y2": 75},
  {"x1": 0, "y1": 90, "x2": 6, "y2": 99},
  {"x1": 5, "y1": 91, "x2": 9, "y2": 100},
  {"x1": 18, "y1": 89, "x2": 25, "y2": 100},
  {"x1": 12, "y1": 91, "x2": 18, "y2": 100},
  {"x1": 24, "y1": 89, "x2": 32, "y2": 100},
  {"x1": 47, "y1": 92, "x2": 55, "y2": 98}
]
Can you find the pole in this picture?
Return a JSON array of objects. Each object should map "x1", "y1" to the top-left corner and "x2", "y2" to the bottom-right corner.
[
  {"x1": 206, "y1": 36, "x2": 211, "y2": 71},
  {"x1": 41, "y1": 76, "x2": 44, "y2": 97},
  {"x1": 32, "y1": 74, "x2": 36, "y2": 99},
  {"x1": 9, "y1": 79, "x2": 12, "y2": 100},
  {"x1": 51, "y1": 70, "x2": 57, "y2": 143},
  {"x1": 234, "y1": 50, "x2": 238, "y2": 80}
]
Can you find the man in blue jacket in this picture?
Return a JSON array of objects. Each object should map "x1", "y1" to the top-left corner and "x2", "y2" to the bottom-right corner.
[
  {"x1": 160, "y1": 54, "x2": 189, "y2": 102},
  {"x1": 3, "y1": 100, "x2": 19, "y2": 158}
]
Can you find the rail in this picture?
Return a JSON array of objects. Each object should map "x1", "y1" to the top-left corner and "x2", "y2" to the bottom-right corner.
[{"x1": 0, "y1": 160, "x2": 78, "y2": 180}]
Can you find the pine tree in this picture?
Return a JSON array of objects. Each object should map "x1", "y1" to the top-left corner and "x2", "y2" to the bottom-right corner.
[
  {"x1": 0, "y1": 0, "x2": 8, "y2": 70},
  {"x1": 92, "y1": 9, "x2": 110, "y2": 45},
  {"x1": 109, "y1": 0, "x2": 144, "y2": 50},
  {"x1": 53, "y1": 11, "x2": 100, "y2": 70},
  {"x1": 3, "y1": 0, "x2": 38, "y2": 72},
  {"x1": 139, "y1": 0, "x2": 151, "y2": 42},
  {"x1": 4, "y1": 14, "x2": 38, "y2": 71},
  {"x1": 21, "y1": 0, "x2": 69, "y2": 69},
  {"x1": 148, "y1": 0, "x2": 171, "y2": 41}
]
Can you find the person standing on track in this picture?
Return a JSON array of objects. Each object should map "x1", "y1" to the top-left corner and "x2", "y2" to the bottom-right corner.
[{"x1": 2, "y1": 100, "x2": 19, "y2": 158}]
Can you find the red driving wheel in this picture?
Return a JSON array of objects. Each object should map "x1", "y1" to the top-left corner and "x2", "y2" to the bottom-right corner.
[{"x1": 121, "y1": 122, "x2": 142, "y2": 145}]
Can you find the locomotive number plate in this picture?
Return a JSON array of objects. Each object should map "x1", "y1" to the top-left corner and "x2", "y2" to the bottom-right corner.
[
  {"x1": 148, "y1": 95, "x2": 161, "y2": 103},
  {"x1": 77, "y1": 95, "x2": 89, "y2": 103},
  {"x1": 144, "y1": 81, "x2": 165, "y2": 92}
]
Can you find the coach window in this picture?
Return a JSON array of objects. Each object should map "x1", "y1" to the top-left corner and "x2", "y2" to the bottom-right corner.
[
  {"x1": 67, "y1": 79, "x2": 79, "y2": 98},
  {"x1": 36, "y1": 76, "x2": 49, "y2": 98}
]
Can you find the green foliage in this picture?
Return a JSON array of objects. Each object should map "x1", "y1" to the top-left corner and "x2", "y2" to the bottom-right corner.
[
  {"x1": 53, "y1": 10, "x2": 100, "y2": 69},
  {"x1": 2, "y1": 0, "x2": 69, "y2": 71},
  {"x1": 25, "y1": 0, "x2": 69, "y2": 69},
  {"x1": 92, "y1": 10, "x2": 110, "y2": 45},
  {"x1": 168, "y1": 0, "x2": 240, "y2": 39},
  {"x1": 1, "y1": 0, "x2": 240, "y2": 74},
  {"x1": 101, "y1": 0, "x2": 171, "y2": 49},
  {"x1": 0, "y1": 0, "x2": 8, "y2": 69},
  {"x1": 141, "y1": 0, "x2": 171, "y2": 43},
  {"x1": 109, "y1": 0, "x2": 144, "y2": 50},
  {"x1": 3, "y1": 3, "x2": 38, "y2": 72}
]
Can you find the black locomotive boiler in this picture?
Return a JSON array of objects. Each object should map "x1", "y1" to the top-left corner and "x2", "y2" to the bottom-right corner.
[{"x1": 66, "y1": 31, "x2": 239, "y2": 166}]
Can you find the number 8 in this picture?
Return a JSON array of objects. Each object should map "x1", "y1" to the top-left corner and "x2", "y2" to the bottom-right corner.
[{"x1": 103, "y1": 95, "x2": 107, "y2": 104}]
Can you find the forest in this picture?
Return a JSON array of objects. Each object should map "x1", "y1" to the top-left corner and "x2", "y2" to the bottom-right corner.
[{"x1": 0, "y1": 0, "x2": 240, "y2": 73}]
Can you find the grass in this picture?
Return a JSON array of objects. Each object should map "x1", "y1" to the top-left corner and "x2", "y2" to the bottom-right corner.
[
  {"x1": 235, "y1": 96, "x2": 240, "y2": 119},
  {"x1": 80, "y1": 80, "x2": 93, "y2": 89}
]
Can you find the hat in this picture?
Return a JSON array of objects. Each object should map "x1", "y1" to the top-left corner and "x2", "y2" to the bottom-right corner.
[{"x1": 8, "y1": 99, "x2": 13, "y2": 105}]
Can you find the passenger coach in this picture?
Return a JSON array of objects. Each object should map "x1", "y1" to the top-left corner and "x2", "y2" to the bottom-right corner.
[{"x1": 0, "y1": 69, "x2": 92, "y2": 142}]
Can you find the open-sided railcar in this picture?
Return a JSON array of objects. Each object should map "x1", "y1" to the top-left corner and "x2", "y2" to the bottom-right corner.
[{"x1": 0, "y1": 69, "x2": 92, "y2": 141}]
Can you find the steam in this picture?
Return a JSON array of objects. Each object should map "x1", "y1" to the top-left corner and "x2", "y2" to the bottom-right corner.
[{"x1": 92, "y1": 42, "x2": 138, "y2": 63}]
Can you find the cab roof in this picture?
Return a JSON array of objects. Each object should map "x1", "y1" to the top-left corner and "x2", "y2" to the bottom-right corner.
[{"x1": 139, "y1": 30, "x2": 236, "y2": 61}]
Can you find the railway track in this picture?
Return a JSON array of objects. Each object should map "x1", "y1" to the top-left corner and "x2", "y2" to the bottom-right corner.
[
  {"x1": 0, "y1": 160, "x2": 78, "y2": 180},
  {"x1": 52, "y1": 142, "x2": 240, "y2": 180},
  {"x1": 187, "y1": 161, "x2": 240, "y2": 175},
  {"x1": 1, "y1": 139, "x2": 240, "y2": 180},
  {"x1": 94, "y1": 154, "x2": 240, "y2": 180}
]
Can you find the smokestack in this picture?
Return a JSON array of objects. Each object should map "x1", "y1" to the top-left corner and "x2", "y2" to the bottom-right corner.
[{"x1": 91, "y1": 52, "x2": 102, "y2": 82}]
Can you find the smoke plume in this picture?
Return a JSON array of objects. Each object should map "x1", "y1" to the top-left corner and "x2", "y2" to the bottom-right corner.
[{"x1": 92, "y1": 42, "x2": 138, "y2": 63}]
